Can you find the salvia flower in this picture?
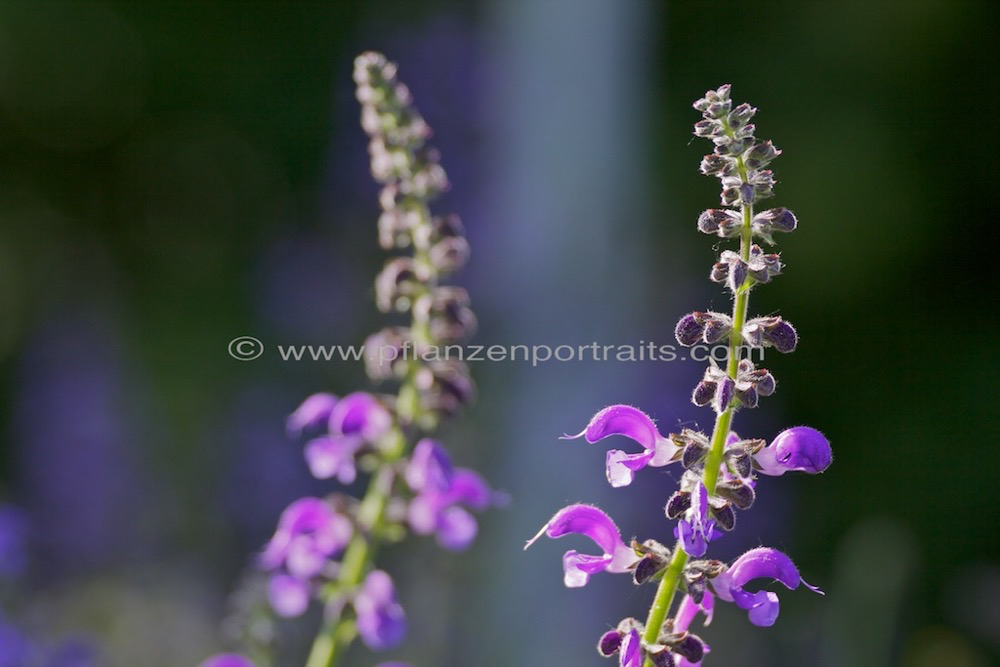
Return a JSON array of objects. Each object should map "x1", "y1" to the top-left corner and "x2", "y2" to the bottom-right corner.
[
  {"x1": 354, "y1": 570, "x2": 406, "y2": 651},
  {"x1": 563, "y1": 405, "x2": 681, "y2": 487},
  {"x1": 754, "y1": 426, "x2": 832, "y2": 476},
  {"x1": 525, "y1": 504, "x2": 639, "y2": 587},
  {"x1": 673, "y1": 483, "x2": 722, "y2": 558},
  {"x1": 710, "y1": 548, "x2": 822, "y2": 627}
]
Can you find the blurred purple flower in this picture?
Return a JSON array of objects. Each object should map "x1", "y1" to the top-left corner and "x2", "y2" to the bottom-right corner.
[
  {"x1": 355, "y1": 570, "x2": 406, "y2": 651},
  {"x1": 267, "y1": 572, "x2": 311, "y2": 618},
  {"x1": 261, "y1": 497, "x2": 352, "y2": 578},
  {"x1": 405, "y1": 439, "x2": 504, "y2": 551},
  {"x1": 0, "y1": 618, "x2": 35, "y2": 667},
  {"x1": 563, "y1": 405, "x2": 681, "y2": 487},
  {"x1": 198, "y1": 654, "x2": 255, "y2": 667},
  {"x1": 711, "y1": 547, "x2": 822, "y2": 627},
  {"x1": 754, "y1": 426, "x2": 832, "y2": 476},
  {"x1": 295, "y1": 392, "x2": 391, "y2": 482},
  {"x1": 525, "y1": 504, "x2": 638, "y2": 588}
]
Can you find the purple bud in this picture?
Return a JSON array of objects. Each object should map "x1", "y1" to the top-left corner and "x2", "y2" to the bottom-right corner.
[
  {"x1": 713, "y1": 377, "x2": 734, "y2": 414},
  {"x1": 727, "y1": 258, "x2": 748, "y2": 293},
  {"x1": 598, "y1": 630, "x2": 623, "y2": 657},
  {"x1": 665, "y1": 491, "x2": 691, "y2": 519},
  {"x1": 702, "y1": 314, "x2": 732, "y2": 345},
  {"x1": 715, "y1": 480, "x2": 755, "y2": 510},
  {"x1": 674, "y1": 313, "x2": 705, "y2": 347},
  {"x1": 672, "y1": 634, "x2": 706, "y2": 662},
  {"x1": 728, "y1": 103, "x2": 757, "y2": 129},
  {"x1": 428, "y1": 236, "x2": 470, "y2": 273},
  {"x1": 691, "y1": 380, "x2": 715, "y2": 408},
  {"x1": 743, "y1": 140, "x2": 781, "y2": 169},
  {"x1": 764, "y1": 318, "x2": 797, "y2": 353},
  {"x1": 710, "y1": 503, "x2": 736, "y2": 531},
  {"x1": 697, "y1": 209, "x2": 741, "y2": 237}
]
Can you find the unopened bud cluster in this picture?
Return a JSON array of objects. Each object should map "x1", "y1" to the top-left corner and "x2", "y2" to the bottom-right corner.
[{"x1": 355, "y1": 52, "x2": 476, "y2": 429}]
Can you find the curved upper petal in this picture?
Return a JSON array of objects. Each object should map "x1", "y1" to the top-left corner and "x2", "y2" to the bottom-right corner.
[
  {"x1": 287, "y1": 393, "x2": 338, "y2": 434},
  {"x1": 565, "y1": 405, "x2": 660, "y2": 450},
  {"x1": 331, "y1": 392, "x2": 391, "y2": 440},
  {"x1": 526, "y1": 504, "x2": 627, "y2": 556}
]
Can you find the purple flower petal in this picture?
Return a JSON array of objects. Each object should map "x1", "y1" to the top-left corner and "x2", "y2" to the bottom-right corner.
[
  {"x1": 564, "y1": 405, "x2": 680, "y2": 485},
  {"x1": 260, "y1": 498, "x2": 353, "y2": 576},
  {"x1": 620, "y1": 629, "x2": 642, "y2": 667},
  {"x1": 525, "y1": 504, "x2": 637, "y2": 587},
  {"x1": 405, "y1": 438, "x2": 454, "y2": 492},
  {"x1": 674, "y1": 484, "x2": 721, "y2": 557},
  {"x1": 606, "y1": 449, "x2": 655, "y2": 487},
  {"x1": 754, "y1": 426, "x2": 832, "y2": 476},
  {"x1": 268, "y1": 573, "x2": 310, "y2": 618},
  {"x1": 304, "y1": 436, "x2": 361, "y2": 483},
  {"x1": 436, "y1": 506, "x2": 478, "y2": 551},
  {"x1": 198, "y1": 655, "x2": 255, "y2": 667},
  {"x1": 355, "y1": 570, "x2": 406, "y2": 651},
  {"x1": 711, "y1": 547, "x2": 822, "y2": 627},
  {"x1": 331, "y1": 392, "x2": 391, "y2": 440},
  {"x1": 287, "y1": 393, "x2": 338, "y2": 434}
]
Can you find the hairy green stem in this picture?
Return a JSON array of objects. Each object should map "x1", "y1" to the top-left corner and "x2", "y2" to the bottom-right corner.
[{"x1": 641, "y1": 127, "x2": 753, "y2": 665}]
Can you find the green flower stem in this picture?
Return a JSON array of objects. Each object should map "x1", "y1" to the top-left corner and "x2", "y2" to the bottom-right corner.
[
  {"x1": 306, "y1": 201, "x2": 437, "y2": 667},
  {"x1": 641, "y1": 130, "x2": 752, "y2": 665}
]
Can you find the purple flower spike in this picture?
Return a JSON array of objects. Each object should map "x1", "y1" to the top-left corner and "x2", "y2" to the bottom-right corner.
[
  {"x1": 673, "y1": 484, "x2": 722, "y2": 557},
  {"x1": 268, "y1": 572, "x2": 310, "y2": 618},
  {"x1": 619, "y1": 629, "x2": 642, "y2": 667},
  {"x1": 564, "y1": 405, "x2": 681, "y2": 487},
  {"x1": 287, "y1": 393, "x2": 338, "y2": 434},
  {"x1": 355, "y1": 570, "x2": 406, "y2": 651},
  {"x1": 260, "y1": 497, "x2": 353, "y2": 578},
  {"x1": 525, "y1": 504, "x2": 638, "y2": 588},
  {"x1": 754, "y1": 426, "x2": 832, "y2": 476},
  {"x1": 711, "y1": 547, "x2": 823, "y2": 627},
  {"x1": 198, "y1": 655, "x2": 255, "y2": 667}
]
